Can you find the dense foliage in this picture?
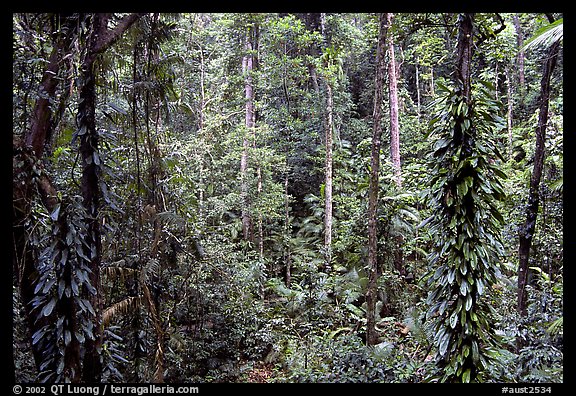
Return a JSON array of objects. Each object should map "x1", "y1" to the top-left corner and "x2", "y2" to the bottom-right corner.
[{"x1": 12, "y1": 12, "x2": 562, "y2": 384}]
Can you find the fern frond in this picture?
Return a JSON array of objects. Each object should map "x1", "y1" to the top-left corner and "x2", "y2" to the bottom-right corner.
[
  {"x1": 156, "y1": 211, "x2": 186, "y2": 229},
  {"x1": 140, "y1": 259, "x2": 160, "y2": 284}
]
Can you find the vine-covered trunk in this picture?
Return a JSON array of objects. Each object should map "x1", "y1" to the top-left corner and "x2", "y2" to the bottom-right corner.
[
  {"x1": 424, "y1": 13, "x2": 507, "y2": 383},
  {"x1": 78, "y1": 17, "x2": 104, "y2": 382}
]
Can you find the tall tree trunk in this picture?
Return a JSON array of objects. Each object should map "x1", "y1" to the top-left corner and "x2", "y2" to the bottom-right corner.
[
  {"x1": 366, "y1": 13, "x2": 387, "y2": 346},
  {"x1": 324, "y1": 81, "x2": 334, "y2": 270},
  {"x1": 241, "y1": 24, "x2": 255, "y2": 242},
  {"x1": 78, "y1": 63, "x2": 104, "y2": 383},
  {"x1": 517, "y1": 30, "x2": 560, "y2": 318},
  {"x1": 513, "y1": 14, "x2": 525, "y2": 88},
  {"x1": 387, "y1": 13, "x2": 402, "y2": 188}
]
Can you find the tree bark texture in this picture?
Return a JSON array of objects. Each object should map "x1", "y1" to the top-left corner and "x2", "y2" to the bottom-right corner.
[
  {"x1": 456, "y1": 14, "x2": 474, "y2": 102},
  {"x1": 366, "y1": 13, "x2": 387, "y2": 346}
]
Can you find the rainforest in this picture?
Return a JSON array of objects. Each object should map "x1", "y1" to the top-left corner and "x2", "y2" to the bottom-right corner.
[{"x1": 12, "y1": 12, "x2": 563, "y2": 384}]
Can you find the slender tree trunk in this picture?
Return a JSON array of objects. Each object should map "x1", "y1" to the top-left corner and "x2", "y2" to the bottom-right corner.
[
  {"x1": 324, "y1": 81, "x2": 334, "y2": 270},
  {"x1": 385, "y1": 13, "x2": 406, "y2": 279},
  {"x1": 506, "y1": 67, "x2": 514, "y2": 160},
  {"x1": 198, "y1": 40, "x2": 206, "y2": 132},
  {"x1": 197, "y1": 35, "x2": 207, "y2": 224},
  {"x1": 284, "y1": 172, "x2": 292, "y2": 288},
  {"x1": 430, "y1": 66, "x2": 435, "y2": 97},
  {"x1": 318, "y1": 12, "x2": 334, "y2": 270},
  {"x1": 241, "y1": 24, "x2": 255, "y2": 242},
  {"x1": 494, "y1": 63, "x2": 499, "y2": 101},
  {"x1": 256, "y1": 159, "x2": 264, "y2": 258},
  {"x1": 366, "y1": 13, "x2": 387, "y2": 346},
  {"x1": 517, "y1": 35, "x2": 560, "y2": 318},
  {"x1": 387, "y1": 13, "x2": 402, "y2": 188},
  {"x1": 513, "y1": 14, "x2": 525, "y2": 88},
  {"x1": 415, "y1": 61, "x2": 421, "y2": 120}
]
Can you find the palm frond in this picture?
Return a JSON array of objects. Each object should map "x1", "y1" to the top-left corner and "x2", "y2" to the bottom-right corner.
[
  {"x1": 102, "y1": 266, "x2": 138, "y2": 284},
  {"x1": 102, "y1": 296, "x2": 144, "y2": 327},
  {"x1": 547, "y1": 316, "x2": 563, "y2": 336},
  {"x1": 523, "y1": 18, "x2": 563, "y2": 52}
]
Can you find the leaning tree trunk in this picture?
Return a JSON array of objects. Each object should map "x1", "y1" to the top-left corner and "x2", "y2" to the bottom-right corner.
[
  {"x1": 366, "y1": 13, "x2": 388, "y2": 347},
  {"x1": 517, "y1": 32, "x2": 560, "y2": 318}
]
